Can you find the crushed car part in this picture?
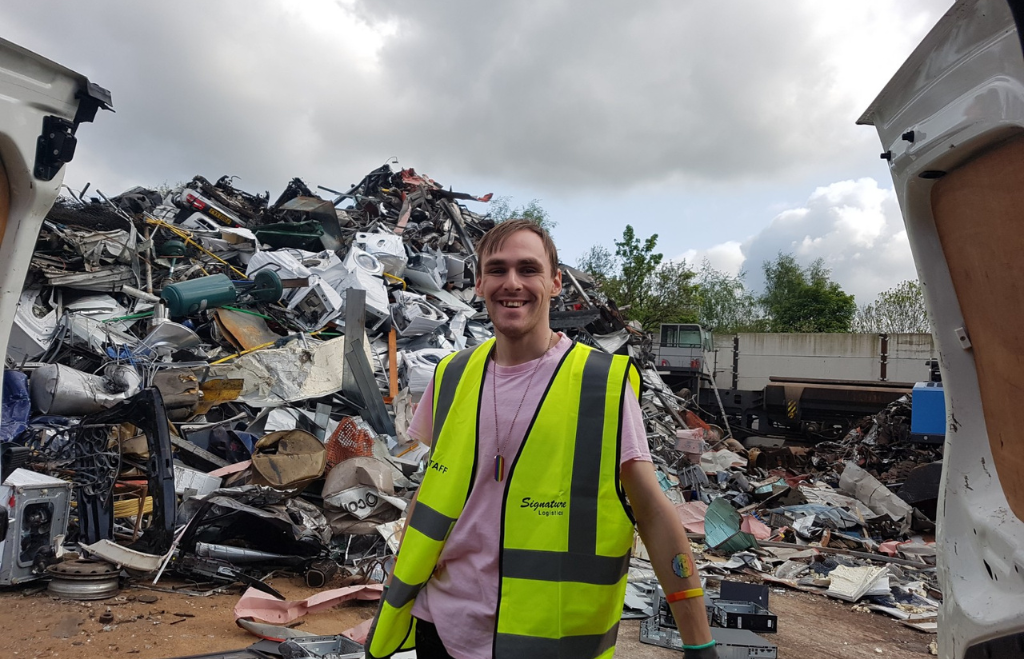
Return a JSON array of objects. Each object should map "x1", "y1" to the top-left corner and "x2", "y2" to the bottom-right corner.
[{"x1": 45, "y1": 558, "x2": 120, "y2": 600}]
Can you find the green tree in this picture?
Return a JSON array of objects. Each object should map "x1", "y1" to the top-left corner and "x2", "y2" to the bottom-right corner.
[
  {"x1": 644, "y1": 260, "x2": 699, "y2": 328},
  {"x1": 614, "y1": 224, "x2": 663, "y2": 317},
  {"x1": 577, "y1": 226, "x2": 697, "y2": 330},
  {"x1": 759, "y1": 253, "x2": 856, "y2": 332},
  {"x1": 576, "y1": 244, "x2": 616, "y2": 287},
  {"x1": 694, "y1": 259, "x2": 763, "y2": 333},
  {"x1": 487, "y1": 196, "x2": 556, "y2": 231},
  {"x1": 853, "y1": 279, "x2": 930, "y2": 333}
]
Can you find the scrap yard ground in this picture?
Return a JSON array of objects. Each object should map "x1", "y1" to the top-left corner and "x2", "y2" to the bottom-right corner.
[
  {"x1": 0, "y1": 168, "x2": 945, "y2": 659},
  {"x1": 0, "y1": 165, "x2": 946, "y2": 659},
  {"x1": 0, "y1": 576, "x2": 933, "y2": 659}
]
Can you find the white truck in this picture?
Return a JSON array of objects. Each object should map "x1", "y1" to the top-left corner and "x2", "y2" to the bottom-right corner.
[{"x1": 860, "y1": 0, "x2": 1024, "y2": 656}]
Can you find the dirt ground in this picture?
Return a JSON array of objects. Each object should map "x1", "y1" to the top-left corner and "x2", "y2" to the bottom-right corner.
[
  {"x1": 0, "y1": 576, "x2": 935, "y2": 658},
  {"x1": 616, "y1": 587, "x2": 935, "y2": 658}
]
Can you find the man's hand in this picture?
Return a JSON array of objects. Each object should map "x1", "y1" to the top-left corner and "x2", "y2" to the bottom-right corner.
[{"x1": 684, "y1": 645, "x2": 719, "y2": 659}]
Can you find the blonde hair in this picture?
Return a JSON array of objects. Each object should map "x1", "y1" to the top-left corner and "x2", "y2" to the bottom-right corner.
[{"x1": 477, "y1": 219, "x2": 559, "y2": 274}]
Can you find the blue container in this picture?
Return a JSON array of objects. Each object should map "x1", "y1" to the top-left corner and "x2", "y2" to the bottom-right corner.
[
  {"x1": 911, "y1": 382, "x2": 946, "y2": 437},
  {"x1": 0, "y1": 370, "x2": 30, "y2": 442}
]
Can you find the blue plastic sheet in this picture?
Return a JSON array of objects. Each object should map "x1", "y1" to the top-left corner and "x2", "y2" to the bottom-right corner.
[
  {"x1": 0, "y1": 370, "x2": 31, "y2": 442},
  {"x1": 704, "y1": 497, "x2": 758, "y2": 553}
]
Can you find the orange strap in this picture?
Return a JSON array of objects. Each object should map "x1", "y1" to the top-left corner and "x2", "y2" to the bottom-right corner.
[{"x1": 665, "y1": 587, "x2": 704, "y2": 603}]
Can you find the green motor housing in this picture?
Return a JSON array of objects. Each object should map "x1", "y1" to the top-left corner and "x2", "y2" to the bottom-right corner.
[
  {"x1": 157, "y1": 239, "x2": 187, "y2": 259},
  {"x1": 245, "y1": 269, "x2": 284, "y2": 304},
  {"x1": 161, "y1": 274, "x2": 237, "y2": 317}
]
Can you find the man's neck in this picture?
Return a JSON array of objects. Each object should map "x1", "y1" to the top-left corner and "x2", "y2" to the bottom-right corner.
[{"x1": 492, "y1": 329, "x2": 557, "y2": 366}]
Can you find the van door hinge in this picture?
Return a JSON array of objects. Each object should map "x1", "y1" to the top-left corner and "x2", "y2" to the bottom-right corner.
[
  {"x1": 34, "y1": 81, "x2": 114, "y2": 181},
  {"x1": 35, "y1": 115, "x2": 78, "y2": 181}
]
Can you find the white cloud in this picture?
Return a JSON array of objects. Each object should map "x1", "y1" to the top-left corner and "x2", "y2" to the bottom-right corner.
[
  {"x1": 705, "y1": 178, "x2": 917, "y2": 303},
  {"x1": 679, "y1": 241, "x2": 746, "y2": 277}
]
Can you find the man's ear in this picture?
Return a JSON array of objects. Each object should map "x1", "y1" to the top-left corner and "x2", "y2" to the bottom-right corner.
[{"x1": 550, "y1": 267, "x2": 563, "y2": 297}]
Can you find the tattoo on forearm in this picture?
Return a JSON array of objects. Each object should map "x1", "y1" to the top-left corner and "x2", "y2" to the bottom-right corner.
[{"x1": 671, "y1": 553, "x2": 694, "y2": 579}]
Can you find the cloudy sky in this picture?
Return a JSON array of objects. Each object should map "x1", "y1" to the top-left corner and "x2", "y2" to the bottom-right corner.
[{"x1": 4, "y1": 0, "x2": 950, "y2": 304}]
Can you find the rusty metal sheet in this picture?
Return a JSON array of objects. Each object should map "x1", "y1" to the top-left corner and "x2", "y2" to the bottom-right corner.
[
  {"x1": 195, "y1": 378, "x2": 245, "y2": 415},
  {"x1": 214, "y1": 308, "x2": 280, "y2": 351}
]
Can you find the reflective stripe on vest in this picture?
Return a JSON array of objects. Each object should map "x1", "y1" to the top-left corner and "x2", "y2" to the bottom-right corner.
[
  {"x1": 495, "y1": 346, "x2": 635, "y2": 659},
  {"x1": 495, "y1": 624, "x2": 619, "y2": 659},
  {"x1": 367, "y1": 342, "x2": 487, "y2": 659},
  {"x1": 367, "y1": 340, "x2": 638, "y2": 659}
]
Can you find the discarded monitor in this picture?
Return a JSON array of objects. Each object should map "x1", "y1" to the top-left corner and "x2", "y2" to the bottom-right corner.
[{"x1": 720, "y1": 580, "x2": 771, "y2": 609}]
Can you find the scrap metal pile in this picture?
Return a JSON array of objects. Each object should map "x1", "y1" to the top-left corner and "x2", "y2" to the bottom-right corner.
[
  {"x1": 1, "y1": 163, "x2": 942, "y2": 649},
  {"x1": 633, "y1": 394, "x2": 944, "y2": 649},
  {"x1": 0, "y1": 163, "x2": 643, "y2": 643}
]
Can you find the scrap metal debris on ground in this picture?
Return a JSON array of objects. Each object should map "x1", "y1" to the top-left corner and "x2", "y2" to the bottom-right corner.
[{"x1": 1, "y1": 164, "x2": 943, "y2": 657}]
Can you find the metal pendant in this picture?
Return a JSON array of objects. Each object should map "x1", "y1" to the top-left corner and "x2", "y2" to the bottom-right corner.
[{"x1": 494, "y1": 454, "x2": 504, "y2": 482}]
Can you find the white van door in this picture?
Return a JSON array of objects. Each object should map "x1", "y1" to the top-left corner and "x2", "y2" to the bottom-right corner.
[{"x1": 860, "y1": 1, "x2": 1024, "y2": 657}]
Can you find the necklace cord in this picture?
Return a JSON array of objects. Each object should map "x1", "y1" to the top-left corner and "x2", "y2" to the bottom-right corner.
[{"x1": 490, "y1": 332, "x2": 558, "y2": 481}]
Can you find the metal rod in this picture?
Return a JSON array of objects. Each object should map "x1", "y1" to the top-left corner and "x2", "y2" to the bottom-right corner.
[
  {"x1": 121, "y1": 285, "x2": 161, "y2": 303},
  {"x1": 144, "y1": 226, "x2": 153, "y2": 295}
]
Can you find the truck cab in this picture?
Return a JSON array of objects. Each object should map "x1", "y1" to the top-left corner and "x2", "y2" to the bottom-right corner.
[{"x1": 654, "y1": 322, "x2": 713, "y2": 392}]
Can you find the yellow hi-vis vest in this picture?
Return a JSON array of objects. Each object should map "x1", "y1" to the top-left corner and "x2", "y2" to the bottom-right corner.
[{"x1": 367, "y1": 339, "x2": 641, "y2": 659}]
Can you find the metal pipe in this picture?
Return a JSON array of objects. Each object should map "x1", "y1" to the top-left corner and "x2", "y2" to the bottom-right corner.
[
  {"x1": 175, "y1": 412, "x2": 249, "y2": 433},
  {"x1": 144, "y1": 226, "x2": 153, "y2": 295},
  {"x1": 703, "y1": 361, "x2": 733, "y2": 440},
  {"x1": 561, "y1": 267, "x2": 594, "y2": 308},
  {"x1": 195, "y1": 542, "x2": 289, "y2": 564},
  {"x1": 682, "y1": 534, "x2": 932, "y2": 568},
  {"x1": 121, "y1": 285, "x2": 161, "y2": 303},
  {"x1": 756, "y1": 539, "x2": 933, "y2": 569}
]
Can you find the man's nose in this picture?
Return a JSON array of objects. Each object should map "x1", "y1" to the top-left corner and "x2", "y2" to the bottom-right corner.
[{"x1": 504, "y1": 270, "x2": 522, "y2": 290}]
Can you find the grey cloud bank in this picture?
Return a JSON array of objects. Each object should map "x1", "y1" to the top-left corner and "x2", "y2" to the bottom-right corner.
[{"x1": 2, "y1": 0, "x2": 949, "y2": 302}]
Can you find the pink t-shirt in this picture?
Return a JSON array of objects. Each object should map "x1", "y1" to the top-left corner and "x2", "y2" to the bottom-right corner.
[{"x1": 406, "y1": 334, "x2": 651, "y2": 659}]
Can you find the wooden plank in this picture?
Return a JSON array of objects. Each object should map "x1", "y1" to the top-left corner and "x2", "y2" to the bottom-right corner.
[
  {"x1": 932, "y1": 135, "x2": 1024, "y2": 520},
  {"x1": 385, "y1": 327, "x2": 398, "y2": 404}
]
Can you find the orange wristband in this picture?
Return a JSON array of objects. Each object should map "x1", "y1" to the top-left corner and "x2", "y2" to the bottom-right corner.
[{"x1": 665, "y1": 587, "x2": 704, "y2": 603}]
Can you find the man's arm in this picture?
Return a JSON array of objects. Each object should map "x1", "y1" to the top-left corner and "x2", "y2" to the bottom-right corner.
[{"x1": 620, "y1": 459, "x2": 716, "y2": 655}]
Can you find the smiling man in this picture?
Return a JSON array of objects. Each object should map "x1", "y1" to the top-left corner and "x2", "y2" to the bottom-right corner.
[{"x1": 367, "y1": 219, "x2": 717, "y2": 659}]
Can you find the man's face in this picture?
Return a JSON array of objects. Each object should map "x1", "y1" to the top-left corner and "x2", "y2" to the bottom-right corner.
[{"x1": 475, "y1": 230, "x2": 562, "y2": 341}]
